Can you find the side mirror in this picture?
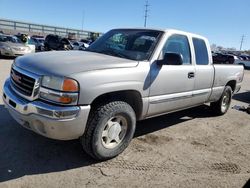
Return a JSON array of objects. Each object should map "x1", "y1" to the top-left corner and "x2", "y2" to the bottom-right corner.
[{"x1": 157, "y1": 52, "x2": 183, "y2": 66}]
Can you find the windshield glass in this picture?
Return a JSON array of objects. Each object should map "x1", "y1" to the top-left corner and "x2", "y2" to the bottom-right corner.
[
  {"x1": 87, "y1": 29, "x2": 163, "y2": 61},
  {"x1": 0, "y1": 35, "x2": 21, "y2": 43}
]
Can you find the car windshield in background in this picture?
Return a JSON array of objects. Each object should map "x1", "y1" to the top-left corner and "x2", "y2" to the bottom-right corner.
[
  {"x1": 0, "y1": 35, "x2": 21, "y2": 43},
  {"x1": 87, "y1": 29, "x2": 163, "y2": 61}
]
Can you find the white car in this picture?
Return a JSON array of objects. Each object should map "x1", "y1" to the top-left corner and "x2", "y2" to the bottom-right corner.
[
  {"x1": 0, "y1": 34, "x2": 34, "y2": 57},
  {"x1": 71, "y1": 41, "x2": 89, "y2": 50}
]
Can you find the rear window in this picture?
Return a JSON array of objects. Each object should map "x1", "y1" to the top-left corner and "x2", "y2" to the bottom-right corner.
[{"x1": 193, "y1": 38, "x2": 209, "y2": 65}]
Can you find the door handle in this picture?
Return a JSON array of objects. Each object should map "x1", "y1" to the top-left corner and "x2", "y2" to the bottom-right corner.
[{"x1": 188, "y1": 72, "x2": 195, "y2": 79}]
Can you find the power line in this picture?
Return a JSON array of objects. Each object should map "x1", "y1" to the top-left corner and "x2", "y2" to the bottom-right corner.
[
  {"x1": 144, "y1": 0, "x2": 150, "y2": 27},
  {"x1": 240, "y1": 35, "x2": 245, "y2": 51}
]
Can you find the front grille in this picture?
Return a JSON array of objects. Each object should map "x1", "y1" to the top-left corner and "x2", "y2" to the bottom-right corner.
[{"x1": 10, "y1": 68, "x2": 35, "y2": 97}]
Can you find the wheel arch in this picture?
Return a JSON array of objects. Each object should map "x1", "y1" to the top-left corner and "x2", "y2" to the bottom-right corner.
[
  {"x1": 226, "y1": 80, "x2": 236, "y2": 92},
  {"x1": 90, "y1": 90, "x2": 143, "y2": 120}
]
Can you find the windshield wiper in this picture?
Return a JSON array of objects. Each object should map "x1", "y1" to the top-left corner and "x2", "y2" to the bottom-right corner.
[
  {"x1": 86, "y1": 48, "x2": 133, "y2": 60},
  {"x1": 100, "y1": 50, "x2": 133, "y2": 60}
]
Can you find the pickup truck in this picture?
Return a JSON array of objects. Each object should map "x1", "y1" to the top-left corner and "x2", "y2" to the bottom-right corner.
[{"x1": 3, "y1": 28, "x2": 244, "y2": 160}]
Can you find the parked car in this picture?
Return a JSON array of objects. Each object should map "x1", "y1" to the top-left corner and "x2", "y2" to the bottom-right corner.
[
  {"x1": 0, "y1": 34, "x2": 33, "y2": 57},
  {"x1": 15, "y1": 34, "x2": 36, "y2": 53},
  {"x1": 31, "y1": 37, "x2": 45, "y2": 51},
  {"x1": 37, "y1": 38, "x2": 45, "y2": 44},
  {"x1": 239, "y1": 55, "x2": 250, "y2": 61},
  {"x1": 44, "y1": 34, "x2": 73, "y2": 51},
  {"x1": 212, "y1": 52, "x2": 237, "y2": 64},
  {"x1": 3, "y1": 28, "x2": 244, "y2": 160},
  {"x1": 80, "y1": 38, "x2": 92, "y2": 45},
  {"x1": 71, "y1": 41, "x2": 89, "y2": 50},
  {"x1": 235, "y1": 56, "x2": 250, "y2": 69}
]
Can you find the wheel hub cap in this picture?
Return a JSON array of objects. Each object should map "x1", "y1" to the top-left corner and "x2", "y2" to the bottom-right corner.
[
  {"x1": 101, "y1": 116, "x2": 128, "y2": 149},
  {"x1": 108, "y1": 123, "x2": 121, "y2": 140}
]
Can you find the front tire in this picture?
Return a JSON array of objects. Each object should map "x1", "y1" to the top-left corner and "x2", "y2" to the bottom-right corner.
[
  {"x1": 210, "y1": 86, "x2": 232, "y2": 115},
  {"x1": 81, "y1": 101, "x2": 136, "y2": 160}
]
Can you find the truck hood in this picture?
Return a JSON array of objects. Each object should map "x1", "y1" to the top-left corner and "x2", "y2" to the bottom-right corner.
[{"x1": 14, "y1": 51, "x2": 139, "y2": 76}]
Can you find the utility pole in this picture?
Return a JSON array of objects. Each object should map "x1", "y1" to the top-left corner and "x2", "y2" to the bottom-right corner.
[
  {"x1": 240, "y1": 35, "x2": 245, "y2": 51},
  {"x1": 144, "y1": 0, "x2": 149, "y2": 27}
]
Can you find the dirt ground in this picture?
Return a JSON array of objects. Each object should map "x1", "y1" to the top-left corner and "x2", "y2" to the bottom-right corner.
[{"x1": 0, "y1": 58, "x2": 249, "y2": 188}]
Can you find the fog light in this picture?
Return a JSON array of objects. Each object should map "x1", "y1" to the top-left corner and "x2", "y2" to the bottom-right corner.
[{"x1": 54, "y1": 111, "x2": 63, "y2": 118}]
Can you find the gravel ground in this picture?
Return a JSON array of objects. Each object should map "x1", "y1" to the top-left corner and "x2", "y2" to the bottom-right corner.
[{"x1": 0, "y1": 58, "x2": 249, "y2": 188}]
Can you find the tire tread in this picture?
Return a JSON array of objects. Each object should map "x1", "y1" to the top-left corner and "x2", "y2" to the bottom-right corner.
[{"x1": 81, "y1": 101, "x2": 135, "y2": 160}]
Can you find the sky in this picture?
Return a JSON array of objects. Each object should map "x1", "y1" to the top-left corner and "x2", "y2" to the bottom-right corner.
[{"x1": 0, "y1": 0, "x2": 249, "y2": 50}]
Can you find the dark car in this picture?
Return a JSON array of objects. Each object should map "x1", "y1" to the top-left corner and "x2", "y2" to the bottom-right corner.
[
  {"x1": 44, "y1": 34, "x2": 73, "y2": 51},
  {"x1": 212, "y1": 53, "x2": 236, "y2": 64},
  {"x1": 31, "y1": 37, "x2": 45, "y2": 51},
  {"x1": 239, "y1": 55, "x2": 250, "y2": 61}
]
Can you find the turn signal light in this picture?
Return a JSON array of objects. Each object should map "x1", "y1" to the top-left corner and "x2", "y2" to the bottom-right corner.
[
  {"x1": 59, "y1": 96, "x2": 73, "y2": 104},
  {"x1": 63, "y1": 79, "x2": 79, "y2": 92}
]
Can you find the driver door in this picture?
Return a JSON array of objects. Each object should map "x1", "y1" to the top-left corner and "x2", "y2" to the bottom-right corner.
[{"x1": 147, "y1": 34, "x2": 195, "y2": 117}]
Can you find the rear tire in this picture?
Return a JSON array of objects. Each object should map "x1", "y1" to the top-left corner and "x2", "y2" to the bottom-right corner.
[
  {"x1": 80, "y1": 101, "x2": 136, "y2": 160},
  {"x1": 210, "y1": 86, "x2": 232, "y2": 115}
]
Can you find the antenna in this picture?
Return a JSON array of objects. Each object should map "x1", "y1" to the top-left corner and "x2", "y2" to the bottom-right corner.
[
  {"x1": 144, "y1": 0, "x2": 149, "y2": 27},
  {"x1": 240, "y1": 35, "x2": 245, "y2": 51}
]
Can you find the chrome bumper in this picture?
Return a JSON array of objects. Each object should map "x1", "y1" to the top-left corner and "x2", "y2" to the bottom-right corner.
[
  {"x1": 3, "y1": 78, "x2": 90, "y2": 140},
  {"x1": 0, "y1": 48, "x2": 29, "y2": 57}
]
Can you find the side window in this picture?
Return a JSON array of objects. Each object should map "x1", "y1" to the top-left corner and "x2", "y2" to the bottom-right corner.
[
  {"x1": 163, "y1": 34, "x2": 191, "y2": 65},
  {"x1": 193, "y1": 38, "x2": 209, "y2": 65}
]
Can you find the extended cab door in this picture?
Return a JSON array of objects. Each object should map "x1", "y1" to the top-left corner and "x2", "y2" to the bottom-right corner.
[
  {"x1": 191, "y1": 37, "x2": 214, "y2": 105},
  {"x1": 147, "y1": 34, "x2": 195, "y2": 117}
]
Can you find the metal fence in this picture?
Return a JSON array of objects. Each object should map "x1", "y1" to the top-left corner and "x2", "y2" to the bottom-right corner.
[{"x1": 0, "y1": 18, "x2": 101, "y2": 39}]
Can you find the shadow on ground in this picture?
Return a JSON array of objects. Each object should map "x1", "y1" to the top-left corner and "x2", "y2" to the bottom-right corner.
[
  {"x1": 134, "y1": 105, "x2": 212, "y2": 137},
  {"x1": 0, "y1": 56, "x2": 15, "y2": 60},
  {"x1": 243, "y1": 178, "x2": 250, "y2": 188},
  {"x1": 0, "y1": 105, "x2": 95, "y2": 182},
  {"x1": 0, "y1": 104, "x2": 213, "y2": 182},
  {"x1": 233, "y1": 91, "x2": 250, "y2": 103}
]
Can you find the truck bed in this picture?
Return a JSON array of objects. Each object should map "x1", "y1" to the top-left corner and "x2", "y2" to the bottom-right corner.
[{"x1": 208, "y1": 64, "x2": 244, "y2": 102}]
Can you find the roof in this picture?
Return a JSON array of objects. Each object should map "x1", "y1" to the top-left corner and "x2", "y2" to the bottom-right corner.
[{"x1": 110, "y1": 27, "x2": 207, "y2": 40}]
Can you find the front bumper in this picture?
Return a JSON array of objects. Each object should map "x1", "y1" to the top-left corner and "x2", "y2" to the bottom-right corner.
[
  {"x1": 0, "y1": 48, "x2": 31, "y2": 57},
  {"x1": 3, "y1": 78, "x2": 90, "y2": 140}
]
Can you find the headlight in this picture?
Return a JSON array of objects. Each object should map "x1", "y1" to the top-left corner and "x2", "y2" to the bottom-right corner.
[
  {"x1": 42, "y1": 76, "x2": 79, "y2": 92},
  {"x1": 40, "y1": 76, "x2": 79, "y2": 105},
  {"x1": 3, "y1": 46, "x2": 11, "y2": 51}
]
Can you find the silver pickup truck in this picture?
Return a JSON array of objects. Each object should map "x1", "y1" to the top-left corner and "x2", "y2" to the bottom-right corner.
[{"x1": 3, "y1": 28, "x2": 244, "y2": 160}]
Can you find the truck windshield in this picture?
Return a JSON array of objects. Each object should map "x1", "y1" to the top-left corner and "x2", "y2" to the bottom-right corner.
[{"x1": 87, "y1": 29, "x2": 163, "y2": 61}]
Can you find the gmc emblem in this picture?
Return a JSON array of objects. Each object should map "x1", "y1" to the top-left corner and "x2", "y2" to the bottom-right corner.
[{"x1": 11, "y1": 72, "x2": 22, "y2": 84}]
